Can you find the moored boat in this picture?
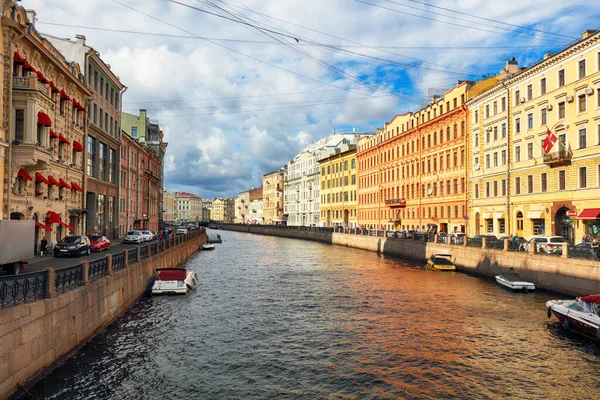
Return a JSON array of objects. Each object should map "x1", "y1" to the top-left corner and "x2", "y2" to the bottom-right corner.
[
  {"x1": 151, "y1": 268, "x2": 198, "y2": 295},
  {"x1": 546, "y1": 294, "x2": 600, "y2": 340},
  {"x1": 495, "y1": 273, "x2": 536, "y2": 292},
  {"x1": 426, "y1": 254, "x2": 456, "y2": 271},
  {"x1": 201, "y1": 243, "x2": 215, "y2": 250}
]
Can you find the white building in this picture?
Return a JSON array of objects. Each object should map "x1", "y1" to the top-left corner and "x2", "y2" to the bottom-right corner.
[
  {"x1": 175, "y1": 192, "x2": 203, "y2": 223},
  {"x1": 284, "y1": 133, "x2": 369, "y2": 226},
  {"x1": 234, "y1": 190, "x2": 250, "y2": 223},
  {"x1": 249, "y1": 199, "x2": 263, "y2": 224}
]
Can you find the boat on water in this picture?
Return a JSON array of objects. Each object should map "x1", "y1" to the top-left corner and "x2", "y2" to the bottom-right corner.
[
  {"x1": 546, "y1": 294, "x2": 600, "y2": 340},
  {"x1": 495, "y1": 273, "x2": 536, "y2": 292},
  {"x1": 426, "y1": 254, "x2": 456, "y2": 271},
  {"x1": 201, "y1": 243, "x2": 215, "y2": 250},
  {"x1": 151, "y1": 268, "x2": 198, "y2": 295},
  {"x1": 207, "y1": 234, "x2": 222, "y2": 243}
]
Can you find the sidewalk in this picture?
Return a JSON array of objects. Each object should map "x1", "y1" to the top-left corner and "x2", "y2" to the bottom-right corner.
[{"x1": 28, "y1": 238, "x2": 125, "y2": 265}]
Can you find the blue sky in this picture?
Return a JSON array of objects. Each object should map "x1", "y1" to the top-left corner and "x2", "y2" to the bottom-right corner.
[{"x1": 26, "y1": 0, "x2": 600, "y2": 199}]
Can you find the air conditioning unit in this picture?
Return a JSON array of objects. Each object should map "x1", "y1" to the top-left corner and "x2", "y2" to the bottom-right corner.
[
  {"x1": 547, "y1": 104, "x2": 553, "y2": 111},
  {"x1": 585, "y1": 87, "x2": 594, "y2": 95},
  {"x1": 473, "y1": 163, "x2": 480, "y2": 171},
  {"x1": 520, "y1": 97, "x2": 526, "y2": 103},
  {"x1": 427, "y1": 188, "x2": 433, "y2": 195},
  {"x1": 566, "y1": 95, "x2": 574, "y2": 102}
]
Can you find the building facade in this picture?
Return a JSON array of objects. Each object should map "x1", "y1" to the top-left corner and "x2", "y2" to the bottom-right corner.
[
  {"x1": 4, "y1": 6, "x2": 92, "y2": 250},
  {"x1": 234, "y1": 190, "x2": 250, "y2": 223},
  {"x1": 211, "y1": 198, "x2": 234, "y2": 222},
  {"x1": 175, "y1": 191, "x2": 203, "y2": 223},
  {"x1": 319, "y1": 146, "x2": 360, "y2": 227},
  {"x1": 162, "y1": 188, "x2": 176, "y2": 224},
  {"x1": 44, "y1": 34, "x2": 126, "y2": 239},
  {"x1": 262, "y1": 169, "x2": 284, "y2": 224}
]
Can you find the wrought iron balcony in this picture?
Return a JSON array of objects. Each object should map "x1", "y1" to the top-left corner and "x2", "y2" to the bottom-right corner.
[
  {"x1": 385, "y1": 198, "x2": 407, "y2": 208},
  {"x1": 543, "y1": 149, "x2": 572, "y2": 165}
]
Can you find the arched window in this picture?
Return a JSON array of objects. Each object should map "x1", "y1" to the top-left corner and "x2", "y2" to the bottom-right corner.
[{"x1": 344, "y1": 160, "x2": 348, "y2": 170}]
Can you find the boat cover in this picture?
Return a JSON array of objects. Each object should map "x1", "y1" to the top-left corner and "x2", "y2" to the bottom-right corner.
[
  {"x1": 156, "y1": 269, "x2": 187, "y2": 281},
  {"x1": 581, "y1": 294, "x2": 600, "y2": 304}
]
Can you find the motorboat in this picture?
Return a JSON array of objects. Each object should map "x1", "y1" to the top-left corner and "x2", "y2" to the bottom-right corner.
[
  {"x1": 151, "y1": 268, "x2": 198, "y2": 295},
  {"x1": 426, "y1": 254, "x2": 456, "y2": 271},
  {"x1": 546, "y1": 294, "x2": 600, "y2": 340},
  {"x1": 201, "y1": 243, "x2": 215, "y2": 250},
  {"x1": 495, "y1": 273, "x2": 536, "y2": 292}
]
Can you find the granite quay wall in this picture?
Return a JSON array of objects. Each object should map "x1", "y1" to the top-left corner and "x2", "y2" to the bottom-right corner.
[
  {"x1": 0, "y1": 231, "x2": 206, "y2": 400},
  {"x1": 215, "y1": 224, "x2": 600, "y2": 296}
]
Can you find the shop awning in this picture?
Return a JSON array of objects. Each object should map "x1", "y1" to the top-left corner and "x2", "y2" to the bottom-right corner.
[
  {"x1": 17, "y1": 168, "x2": 33, "y2": 181},
  {"x1": 58, "y1": 179, "x2": 70, "y2": 189},
  {"x1": 73, "y1": 141, "x2": 83, "y2": 151},
  {"x1": 47, "y1": 211, "x2": 61, "y2": 224},
  {"x1": 58, "y1": 134, "x2": 70, "y2": 145},
  {"x1": 48, "y1": 81, "x2": 59, "y2": 93},
  {"x1": 59, "y1": 221, "x2": 74, "y2": 230},
  {"x1": 13, "y1": 52, "x2": 25, "y2": 63},
  {"x1": 526, "y1": 210, "x2": 544, "y2": 219},
  {"x1": 35, "y1": 172, "x2": 48, "y2": 184},
  {"x1": 35, "y1": 70, "x2": 47, "y2": 83},
  {"x1": 71, "y1": 182, "x2": 83, "y2": 192},
  {"x1": 493, "y1": 212, "x2": 505, "y2": 219},
  {"x1": 577, "y1": 208, "x2": 600, "y2": 220},
  {"x1": 22, "y1": 60, "x2": 33, "y2": 70},
  {"x1": 60, "y1": 90, "x2": 70, "y2": 100},
  {"x1": 37, "y1": 111, "x2": 52, "y2": 126},
  {"x1": 482, "y1": 212, "x2": 492, "y2": 219},
  {"x1": 35, "y1": 222, "x2": 52, "y2": 232},
  {"x1": 47, "y1": 175, "x2": 59, "y2": 186},
  {"x1": 50, "y1": 129, "x2": 58, "y2": 139}
]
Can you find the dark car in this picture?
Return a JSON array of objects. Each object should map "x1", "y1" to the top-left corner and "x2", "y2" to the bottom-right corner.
[
  {"x1": 569, "y1": 242, "x2": 600, "y2": 259},
  {"x1": 54, "y1": 235, "x2": 91, "y2": 257},
  {"x1": 474, "y1": 234, "x2": 498, "y2": 241}
]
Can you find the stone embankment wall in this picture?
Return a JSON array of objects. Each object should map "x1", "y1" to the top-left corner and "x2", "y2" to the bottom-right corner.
[
  {"x1": 217, "y1": 224, "x2": 600, "y2": 295},
  {"x1": 0, "y1": 233, "x2": 206, "y2": 400}
]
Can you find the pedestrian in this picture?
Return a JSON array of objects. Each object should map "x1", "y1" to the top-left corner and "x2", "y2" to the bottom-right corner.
[{"x1": 40, "y1": 235, "x2": 48, "y2": 257}]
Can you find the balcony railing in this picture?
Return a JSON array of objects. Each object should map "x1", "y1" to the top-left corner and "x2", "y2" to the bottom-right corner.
[
  {"x1": 543, "y1": 149, "x2": 572, "y2": 165},
  {"x1": 385, "y1": 198, "x2": 407, "y2": 208}
]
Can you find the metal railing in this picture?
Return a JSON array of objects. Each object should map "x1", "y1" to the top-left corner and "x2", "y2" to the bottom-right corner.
[
  {"x1": 568, "y1": 246, "x2": 600, "y2": 260},
  {"x1": 139, "y1": 246, "x2": 149, "y2": 259},
  {"x1": 128, "y1": 248, "x2": 138, "y2": 264},
  {"x1": 113, "y1": 252, "x2": 126, "y2": 271},
  {"x1": 89, "y1": 257, "x2": 108, "y2": 281},
  {"x1": 466, "y1": 238, "x2": 483, "y2": 248},
  {"x1": 0, "y1": 271, "x2": 48, "y2": 308},
  {"x1": 486, "y1": 240, "x2": 505, "y2": 251},
  {"x1": 55, "y1": 264, "x2": 84, "y2": 293}
]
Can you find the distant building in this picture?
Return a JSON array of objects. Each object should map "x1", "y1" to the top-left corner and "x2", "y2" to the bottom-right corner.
[
  {"x1": 234, "y1": 190, "x2": 250, "y2": 223},
  {"x1": 175, "y1": 191, "x2": 203, "y2": 222},
  {"x1": 162, "y1": 189, "x2": 176, "y2": 223},
  {"x1": 212, "y1": 198, "x2": 234, "y2": 222},
  {"x1": 262, "y1": 169, "x2": 285, "y2": 224}
]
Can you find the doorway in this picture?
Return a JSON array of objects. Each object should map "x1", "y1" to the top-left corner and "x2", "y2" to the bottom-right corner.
[{"x1": 555, "y1": 207, "x2": 574, "y2": 244}]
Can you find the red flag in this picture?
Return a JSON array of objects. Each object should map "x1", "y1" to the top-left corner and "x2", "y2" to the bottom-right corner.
[{"x1": 543, "y1": 128, "x2": 557, "y2": 153}]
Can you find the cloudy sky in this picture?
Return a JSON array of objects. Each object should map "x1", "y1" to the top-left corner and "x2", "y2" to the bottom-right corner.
[{"x1": 25, "y1": 0, "x2": 600, "y2": 198}]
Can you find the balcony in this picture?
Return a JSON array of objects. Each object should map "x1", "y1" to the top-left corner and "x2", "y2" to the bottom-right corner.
[
  {"x1": 543, "y1": 149, "x2": 572, "y2": 166},
  {"x1": 385, "y1": 198, "x2": 407, "y2": 209},
  {"x1": 11, "y1": 142, "x2": 53, "y2": 168}
]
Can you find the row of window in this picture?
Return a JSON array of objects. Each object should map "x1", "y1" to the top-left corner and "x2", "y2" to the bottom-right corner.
[
  {"x1": 91, "y1": 103, "x2": 119, "y2": 137},
  {"x1": 321, "y1": 159, "x2": 356, "y2": 175},
  {"x1": 88, "y1": 63, "x2": 120, "y2": 110},
  {"x1": 87, "y1": 136, "x2": 116, "y2": 183},
  {"x1": 359, "y1": 178, "x2": 466, "y2": 204},
  {"x1": 321, "y1": 175, "x2": 357, "y2": 189},
  {"x1": 321, "y1": 191, "x2": 357, "y2": 204},
  {"x1": 358, "y1": 204, "x2": 466, "y2": 221}
]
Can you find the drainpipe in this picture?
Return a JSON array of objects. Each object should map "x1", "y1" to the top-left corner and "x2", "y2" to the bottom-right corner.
[{"x1": 501, "y1": 81, "x2": 511, "y2": 236}]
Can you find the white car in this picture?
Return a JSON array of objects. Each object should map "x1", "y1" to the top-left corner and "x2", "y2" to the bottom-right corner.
[
  {"x1": 176, "y1": 227, "x2": 188, "y2": 235},
  {"x1": 124, "y1": 230, "x2": 143, "y2": 244},
  {"x1": 140, "y1": 230, "x2": 154, "y2": 242}
]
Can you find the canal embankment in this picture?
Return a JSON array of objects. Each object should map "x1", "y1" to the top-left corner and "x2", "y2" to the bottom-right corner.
[
  {"x1": 0, "y1": 231, "x2": 206, "y2": 400},
  {"x1": 215, "y1": 223, "x2": 600, "y2": 295}
]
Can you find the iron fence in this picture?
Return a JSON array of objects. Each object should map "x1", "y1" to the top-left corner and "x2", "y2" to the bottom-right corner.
[
  {"x1": 55, "y1": 264, "x2": 84, "y2": 293},
  {"x1": 466, "y1": 238, "x2": 483, "y2": 248},
  {"x1": 0, "y1": 271, "x2": 48, "y2": 308},
  {"x1": 113, "y1": 252, "x2": 126, "y2": 271},
  {"x1": 568, "y1": 246, "x2": 600, "y2": 260},
  {"x1": 486, "y1": 240, "x2": 505, "y2": 250},
  {"x1": 89, "y1": 257, "x2": 109, "y2": 281},
  {"x1": 128, "y1": 248, "x2": 138, "y2": 264},
  {"x1": 150, "y1": 242, "x2": 158, "y2": 256},
  {"x1": 507, "y1": 241, "x2": 524, "y2": 252},
  {"x1": 140, "y1": 245, "x2": 149, "y2": 259}
]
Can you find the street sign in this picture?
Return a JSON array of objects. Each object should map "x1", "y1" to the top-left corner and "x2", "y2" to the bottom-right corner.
[{"x1": 567, "y1": 210, "x2": 577, "y2": 217}]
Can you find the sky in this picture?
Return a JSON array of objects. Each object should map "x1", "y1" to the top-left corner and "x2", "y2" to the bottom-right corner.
[{"x1": 24, "y1": 0, "x2": 600, "y2": 199}]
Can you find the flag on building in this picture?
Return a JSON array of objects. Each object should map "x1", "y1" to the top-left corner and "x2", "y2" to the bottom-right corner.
[{"x1": 543, "y1": 128, "x2": 557, "y2": 153}]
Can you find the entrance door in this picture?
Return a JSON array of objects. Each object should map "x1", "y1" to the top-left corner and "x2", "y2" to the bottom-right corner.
[
  {"x1": 555, "y1": 207, "x2": 574, "y2": 245},
  {"x1": 516, "y1": 211, "x2": 524, "y2": 237}
]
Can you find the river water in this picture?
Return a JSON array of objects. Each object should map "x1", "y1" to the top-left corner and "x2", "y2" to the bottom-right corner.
[{"x1": 29, "y1": 230, "x2": 600, "y2": 399}]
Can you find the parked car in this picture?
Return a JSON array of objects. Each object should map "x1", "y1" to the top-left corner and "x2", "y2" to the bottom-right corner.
[
  {"x1": 448, "y1": 232, "x2": 466, "y2": 244},
  {"x1": 89, "y1": 235, "x2": 110, "y2": 252},
  {"x1": 474, "y1": 234, "x2": 498, "y2": 241},
  {"x1": 569, "y1": 242, "x2": 600, "y2": 259},
  {"x1": 54, "y1": 235, "x2": 91, "y2": 257},
  {"x1": 124, "y1": 230, "x2": 143, "y2": 244},
  {"x1": 176, "y1": 226, "x2": 188, "y2": 235},
  {"x1": 140, "y1": 230, "x2": 154, "y2": 242},
  {"x1": 522, "y1": 236, "x2": 568, "y2": 254}
]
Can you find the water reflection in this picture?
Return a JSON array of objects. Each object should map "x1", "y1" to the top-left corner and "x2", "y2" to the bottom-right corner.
[{"x1": 29, "y1": 230, "x2": 600, "y2": 399}]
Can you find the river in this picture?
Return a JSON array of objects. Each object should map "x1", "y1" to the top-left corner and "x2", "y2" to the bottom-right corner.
[{"x1": 29, "y1": 230, "x2": 600, "y2": 399}]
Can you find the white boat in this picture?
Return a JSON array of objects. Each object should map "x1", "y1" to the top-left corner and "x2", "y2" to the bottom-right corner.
[
  {"x1": 495, "y1": 273, "x2": 536, "y2": 292},
  {"x1": 201, "y1": 243, "x2": 215, "y2": 250},
  {"x1": 546, "y1": 295, "x2": 600, "y2": 340},
  {"x1": 151, "y1": 268, "x2": 198, "y2": 295}
]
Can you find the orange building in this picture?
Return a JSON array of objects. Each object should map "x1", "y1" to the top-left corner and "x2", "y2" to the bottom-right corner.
[{"x1": 357, "y1": 79, "x2": 500, "y2": 233}]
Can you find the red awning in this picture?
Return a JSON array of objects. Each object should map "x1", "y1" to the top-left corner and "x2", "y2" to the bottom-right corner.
[
  {"x1": 59, "y1": 221, "x2": 73, "y2": 230},
  {"x1": 47, "y1": 211, "x2": 60, "y2": 224},
  {"x1": 71, "y1": 182, "x2": 83, "y2": 192},
  {"x1": 35, "y1": 70, "x2": 47, "y2": 83},
  {"x1": 48, "y1": 81, "x2": 59, "y2": 93},
  {"x1": 14, "y1": 52, "x2": 25, "y2": 63},
  {"x1": 60, "y1": 90, "x2": 70, "y2": 100},
  {"x1": 35, "y1": 222, "x2": 52, "y2": 232},
  {"x1": 58, "y1": 134, "x2": 70, "y2": 145},
  {"x1": 47, "y1": 175, "x2": 59, "y2": 186},
  {"x1": 50, "y1": 129, "x2": 58, "y2": 139},
  {"x1": 73, "y1": 141, "x2": 83, "y2": 152},
  {"x1": 58, "y1": 179, "x2": 70, "y2": 189},
  {"x1": 577, "y1": 208, "x2": 600, "y2": 220},
  {"x1": 37, "y1": 111, "x2": 52, "y2": 126},
  {"x1": 34, "y1": 172, "x2": 48, "y2": 184},
  {"x1": 22, "y1": 60, "x2": 33, "y2": 70},
  {"x1": 17, "y1": 168, "x2": 33, "y2": 181}
]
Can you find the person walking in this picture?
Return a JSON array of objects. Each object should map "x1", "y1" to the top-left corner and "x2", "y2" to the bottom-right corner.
[{"x1": 40, "y1": 235, "x2": 48, "y2": 257}]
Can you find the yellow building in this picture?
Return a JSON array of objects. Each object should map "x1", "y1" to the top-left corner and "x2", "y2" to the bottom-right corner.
[
  {"x1": 470, "y1": 30, "x2": 600, "y2": 244},
  {"x1": 319, "y1": 147, "x2": 359, "y2": 227},
  {"x1": 262, "y1": 169, "x2": 284, "y2": 224},
  {"x1": 211, "y1": 198, "x2": 234, "y2": 222}
]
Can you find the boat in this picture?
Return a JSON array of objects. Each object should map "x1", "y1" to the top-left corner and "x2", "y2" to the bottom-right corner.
[
  {"x1": 151, "y1": 268, "x2": 198, "y2": 295},
  {"x1": 207, "y1": 234, "x2": 222, "y2": 243},
  {"x1": 495, "y1": 273, "x2": 536, "y2": 292},
  {"x1": 201, "y1": 243, "x2": 215, "y2": 250},
  {"x1": 546, "y1": 294, "x2": 600, "y2": 340},
  {"x1": 426, "y1": 254, "x2": 456, "y2": 271}
]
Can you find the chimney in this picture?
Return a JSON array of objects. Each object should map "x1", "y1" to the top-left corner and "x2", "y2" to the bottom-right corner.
[
  {"x1": 75, "y1": 34, "x2": 86, "y2": 45},
  {"x1": 25, "y1": 10, "x2": 36, "y2": 28},
  {"x1": 505, "y1": 57, "x2": 519, "y2": 74},
  {"x1": 582, "y1": 30, "x2": 598, "y2": 39}
]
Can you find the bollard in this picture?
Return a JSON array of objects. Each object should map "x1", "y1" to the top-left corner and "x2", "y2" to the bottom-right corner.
[
  {"x1": 561, "y1": 242, "x2": 569, "y2": 259},
  {"x1": 107, "y1": 253, "x2": 113, "y2": 276},
  {"x1": 82, "y1": 260, "x2": 90, "y2": 285},
  {"x1": 434, "y1": 234, "x2": 438, "y2": 243},
  {"x1": 482, "y1": 238, "x2": 487, "y2": 249},
  {"x1": 46, "y1": 268, "x2": 56, "y2": 298},
  {"x1": 123, "y1": 249, "x2": 129, "y2": 268},
  {"x1": 463, "y1": 236, "x2": 468, "y2": 247},
  {"x1": 504, "y1": 239, "x2": 509, "y2": 252},
  {"x1": 529, "y1": 242, "x2": 536, "y2": 255}
]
